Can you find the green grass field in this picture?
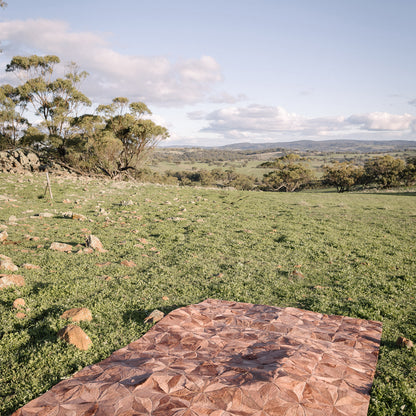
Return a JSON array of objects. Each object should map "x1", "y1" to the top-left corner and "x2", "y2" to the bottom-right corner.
[{"x1": 0, "y1": 172, "x2": 415, "y2": 415}]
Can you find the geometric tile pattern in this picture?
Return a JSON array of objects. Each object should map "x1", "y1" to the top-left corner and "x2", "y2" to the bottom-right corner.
[{"x1": 11, "y1": 299, "x2": 382, "y2": 415}]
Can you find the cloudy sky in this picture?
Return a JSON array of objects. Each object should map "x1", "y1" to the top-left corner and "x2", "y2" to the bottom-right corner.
[{"x1": 1, "y1": 0, "x2": 416, "y2": 146}]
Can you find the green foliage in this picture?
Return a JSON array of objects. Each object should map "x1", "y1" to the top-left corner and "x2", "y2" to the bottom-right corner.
[
  {"x1": 364, "y1": 155, "x2": 406, "y2": 188},
  {"x1": 4, "y1": 55, "x2": 91, "y2": 153},
  {"x1": 0, "y1": 84, "x2": 28, "y2": 149},
  {"x1": 259, "y1": 152, "x2": 303, "y2": 168},
  {"x1": 95, "y1": 97, "x2": 169, "y2": 176},
  {"x1": 402, "y1": 156, "x2": 416, "y2": 186},
  {"x1": 262, "y1": 163, "x2": 315, "y2": 191},
  {"x1": 322, "y1": 161, "x2": 365, "y2": 192}
]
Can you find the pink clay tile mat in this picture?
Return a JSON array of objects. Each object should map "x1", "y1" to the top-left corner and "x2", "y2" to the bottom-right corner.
[{"x1": 11, "y1": 299, "x2": 382, "y2": 416}]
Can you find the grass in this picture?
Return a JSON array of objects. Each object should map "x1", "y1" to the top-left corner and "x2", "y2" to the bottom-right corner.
[{"x1": 0, "y1": 172, "x2": 415, "y2": 415}]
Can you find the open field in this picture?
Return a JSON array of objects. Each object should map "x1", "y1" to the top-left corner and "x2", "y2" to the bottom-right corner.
[
  {"x1": 0, "y1": 172, "x2": 415, "y2": 415},
  {"x1": 149, "y1": 147, "x2": 416, "y2": 180}
]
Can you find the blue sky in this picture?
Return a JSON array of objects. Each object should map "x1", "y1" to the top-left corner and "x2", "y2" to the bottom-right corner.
[{"x1": 1, "y1": 0, "x2": 416, "y2": 146}]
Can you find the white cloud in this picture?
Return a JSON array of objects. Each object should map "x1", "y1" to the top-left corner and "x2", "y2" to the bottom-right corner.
[
  {"x1": 346, "y1": 112, "x2": 415, "y2": 131},
  {"x1": 0, "y1": 19, "x2": 222, "y2": 105},
  {"x1": 192, "y1": 104, "x2": 416, "y2": 142}
]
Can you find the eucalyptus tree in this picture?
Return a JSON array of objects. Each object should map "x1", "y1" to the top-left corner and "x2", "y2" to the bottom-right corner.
[
  {"x1": 5, "y1": 55, "x2": 91, "y2": 156},
  {"x1": 364, "y1": 155, "x2": 406, "y2": 188},
  {"x1": 0, "y1": 84, "x2": 28, "y2": 149},
  {"x1": 322, "y1": 162, "x2": 364, "y2": 192},
  {"x1": 95, "y1": 97, "x2": 169, "y2": 177},
  {"x1": 261, "y1": 153, "x2": 315, "y2": 192}
]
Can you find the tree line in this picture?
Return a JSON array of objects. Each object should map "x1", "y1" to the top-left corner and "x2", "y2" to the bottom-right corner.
[
  {"x1": 0, "y1": 55, "x2": 169, "y2": 177},
  {"x1": 260, "y1": 153, "x2": 416, "y2": 192},
  {"x1": 119, "y1": 153, "x2": 415, "y2": 192}
]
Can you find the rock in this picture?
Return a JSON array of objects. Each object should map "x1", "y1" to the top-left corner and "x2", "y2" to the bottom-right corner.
[
  {"x1": 58, "y1": 325, "x2": 92, "y2": 350},
  {"x1": 291, "y1": 270, "x2": 305, "y2": 279},
  {"x1": 0, "y1": 230, "x2": 8, "y2": 242},
  {"x1": 81, "y1": 247, "x2": 94, "y2": 254},
  {"x1": 120, "y1": 200, "x2": 134, "y2": 206},
  {"x1": 50, "y1": 242, "x2": 73, "y2": 252},
  {"x1": 22, "y1": 263, "x2": 40, "y2": 270},
  {"x1": 144, "y1": 309, "x2": 165, "y2": 324},
  {"x1": 72, "y1": 213, "x2": 87, "y2": 221},
  {"x1": 396, "y1": 336, "x2": 414, "y2": 350},
  {"x1": 39, "y1": 212, "x2": 54, "y2": 218},
  {"x1": 16, "y1": 312, "x2": 27, "y2": 319},
  {"x1": 13, "y1": 298, "x2": 26, "y2": 310},
  {"x1": 0, "y1": 274, "x2": 25, "y2": 289},
  {"x1": 86, "y1": 235, "x2": 106, "y2": 253},
  {"x1": 0, "y1": 254, "x2": 12, "y2": 261},
  {"x1": 0, "y1": 149, "x2": 40, "y2": 173},
  {"x1": 61, "y1": 307, "x2": 93, "y2": 322},
  {"x1": 8, "y1": 215, "x2": 17, "y2": 223},
  {"x1": 63, "y1": 199, "x2": 72, "y2": 204},
  {"x1": 121, "y1": 260, "x2": 136, "y2": 267},
  {"x1": 0, "y1": 259, "x2": 18, "y2": 271}
]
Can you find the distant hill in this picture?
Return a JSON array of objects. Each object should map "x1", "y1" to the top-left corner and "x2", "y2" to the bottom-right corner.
[{"x1": 217, "y1": 139, "x2": 416, "y2": 152}]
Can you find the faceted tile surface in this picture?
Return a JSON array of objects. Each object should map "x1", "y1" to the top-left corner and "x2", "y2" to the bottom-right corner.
[{"x1": 12, "y1": 299, "x2": 382, "y2": 416}]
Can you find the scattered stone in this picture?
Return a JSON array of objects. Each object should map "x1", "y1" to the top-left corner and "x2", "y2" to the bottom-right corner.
[
  {"x1": 63, "y1": 199, "x2": 72, "y2": 204},
  {"x1": 8, "y1": 215, "x2": 17, "y2": 223},
  {"x1": 50, "y1": 242, "x2": 73, "y2": 252},
  {"x1": 0, "y1": 274, "x2": 25, "y2": 289},
  {"x1": 58, "y1": 325, "x2": 92, "y2": 350},
  {"x1": 13, "y1": 298, "x2": 26, "y2": 310},
  {"x1": 144, "y1": 309, "x2": 165, "y2": 324},
  {"x1": 121, "y1": 260, "x2": 136, "y2": 267},
  {"x1": 86, "y1": 235, "x2": 106, "y2": 253},
  {"x1": 291, "y1": 270, "x2": 305, "y2": 279},
  {"x1": 72, "y1": 213, "x2": 87, "y2": 221},
  {"x1": 61, "y1": 307, "x2": 93, "y2": 322},
  {"x1": 22, "y1": 263, "x2": 40, "y2": 270},
  {"x1": 96, "y1": 261, "x2": 111, "y2": 267},
  {"x1": 0, "y1": 195, "x2": 16, "y2": 202},
  {"x1": 0, "y1": 259, "x2": 18, "y2": 271},
  {"x1": 396, "y1": 336, "x2": 414, "y2": 350},
  {"x1": 0, "y1": 254, "x2": 12, "y2": 261},
  {"x1": 0, "y1": 230, "x2": 8, "y2": 242},
  {"x1": 120, "y1": 200, "x2": 134, "y2": 206},
  {"x1": 39, "y1": 212, "x2": 54, "y2": 218},
  {"x1": 81, "y1": 247, "x2": 94, "y2": 254}
]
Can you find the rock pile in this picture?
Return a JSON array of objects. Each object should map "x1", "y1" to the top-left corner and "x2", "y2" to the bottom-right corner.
[{"x1": 0, "y1": 149, "x2": 40, "y2": 173}]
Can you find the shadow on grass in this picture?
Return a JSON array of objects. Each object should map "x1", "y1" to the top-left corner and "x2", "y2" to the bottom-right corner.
[
  {"x1": 13, "y1": 305, "x2": 64, "y2": 348},
  {"x1": 122, "y1": 303, "x2": 187, "y2": 327}
]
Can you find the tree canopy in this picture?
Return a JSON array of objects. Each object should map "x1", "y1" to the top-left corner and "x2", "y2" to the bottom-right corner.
[{"x1": 1, "y1": 55, "x2": 169, "y2": 176}]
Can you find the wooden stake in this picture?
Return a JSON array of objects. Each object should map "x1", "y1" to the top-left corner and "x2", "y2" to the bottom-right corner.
[{"x1": 45, "y1": 171, "x2": 53, "y2": 200}]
